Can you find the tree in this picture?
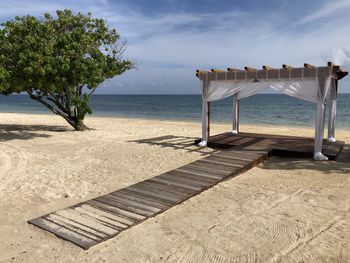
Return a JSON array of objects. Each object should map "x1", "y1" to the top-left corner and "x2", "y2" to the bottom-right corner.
[{"x1": 0, "y1": 10, "x2": 133, "y2": 130}]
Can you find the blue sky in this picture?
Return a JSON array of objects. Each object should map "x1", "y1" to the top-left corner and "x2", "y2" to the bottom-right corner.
[{"x1": 1, "y1": 0, "x2": 350, "y2": 94}]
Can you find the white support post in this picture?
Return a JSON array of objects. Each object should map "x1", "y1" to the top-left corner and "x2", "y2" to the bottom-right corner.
[
  {"x1": 327, "y1": 80, "x2": 337, "y2": 142},
  {"x1": 198, "y1": 99, "x2": 209, "y2": 147},
  {"x1": 232, "y1": 93, "x2": 239, "y2": 134},
  {"x1": 314, "y1": 101, "x2": 328, "y2": 160}
]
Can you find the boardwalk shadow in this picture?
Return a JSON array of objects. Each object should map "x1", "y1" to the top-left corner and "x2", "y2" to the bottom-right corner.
[
  {"x1": 129, "y1": 135, "x2": 219, "y2": 155},
  {"x1": 0, "y1": 124, "x2": 70, "y2": 142},
  {"x1": 261, "y1": 156, "x2": 350, "y2": 175}
]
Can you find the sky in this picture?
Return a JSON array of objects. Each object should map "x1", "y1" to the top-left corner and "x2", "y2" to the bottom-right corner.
[{"x1": 1, "y1": 0, "x2": 350, "y2": 94}]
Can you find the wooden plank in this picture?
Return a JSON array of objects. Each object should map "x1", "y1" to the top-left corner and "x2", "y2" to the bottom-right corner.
[
  {"x1": 77, "y1": 204, "x2": 135, "y2": 227},
  {"x1": 323, "y1": 141, "x2": 345, "y2": 158},
  {"x1": 101, "y1": 194, "x2": 159, "y2": 216},
  {"x1": 182, "y1": 163, "x2": 230, "y2": 178},
  {"x1": 213, "y1": 151, "x2": 264, "y2": 162},
  {"x1": 162, "y1": 171, "x2": 214, "y2": 188},
  {"x1": 129, "y1": 183, "x2": 188, "y2": 201},
  {"x1": 103, "y1": 193, "x2": 162, "y2": 213},
  {"x1": 125, "y1": 185, "x2": 182, "y2": 204},
  {"x1": 156, "y1": 173, "x2": 209, "y2": 189},
  {"x1": 189, "y1": 160, "x2": 234, "y2": 174},
  {"x1": 111, "y1": 190, "x2": 169, "y2": 209},
  {"x1": 35, "y1": 215, "x2": 103, "y2": 242},
  {"x1": 263, "y1": 65, "x2": 274, "y2": 70},
  {"x1": 208, "y1": 132, "x2": 232, "y2": 143},
  {"x1": 29, "y1": 217, "x2": 98, "y2": 249},
  {"x1": 304, "y1": 63, "x2": 315, "y2": 68},
  {"x1": 172, "y1": 169, "x2": 219, "y2": 184},
  {"x1": 48, "y1": 212, "x2": 114, "y2": 238},
  {"x1": 140, "y1": 180, "x2": 196, "y2": 196},
  {"x1": 175, "y1": 167, "x2": 226, "y2": 184},
  {"x1": 336, "y1": 144, "x2": 350, "y2": 162},
  {"x1": 227, "y1": 67, "x2": 243, "y2": 72},
  {"x1": 199, "y1": 156, "x2": 246, "y2": 167},
  {"x1": 222, "y1": 136, "x2": 253, "y2": 144},
  {"x1": 188, "y1": 161, "x2": 232, "y2": 176},
  {"x1": 282, "y1": 64, "x2": 293, "y2": 69},
  {"x1": 215, "y1": 134, "x2": 245, "y2": 144},
  {"x1": 149, "y1": 177, "x2": 203, "y2": 192},
  {"x1": 224, "y1": 148, "x2": 269, "y2": 157},
  {"x1": 117, "y1": 188, "x2": 173, "y2": 206},
  {"x1": 244, "y1": 66, "x2": 257, "y2": 71},
  {"x1": 86, "y1": 200, "x2": 144, "y2": 222},
  {"x1": 175, "y1": 165, "x2": 223, "y2": 180},
  {"x1": 211, "y1": 69, "x2": 226, "y2": 73},
  {"x1": 211, "y1": 152, "x2": 257, "y2": 162},
  {"x1": 67, "y1": 206, "x2": 127, "y2": 232},
  {"x1": 95, "y1": 196, "x2": 153, "y2": 217}
]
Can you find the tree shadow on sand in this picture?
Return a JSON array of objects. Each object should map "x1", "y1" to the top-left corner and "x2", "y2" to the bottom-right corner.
[
  {"x1": 0, "y1": 124, "x2": 71, "y2": 142},
  {"x1": 261, "y1": 156, "x2": 350, "y2": 175},
  {"x1": 129, "y1": 135, "x2": 219, "y2": 155}
]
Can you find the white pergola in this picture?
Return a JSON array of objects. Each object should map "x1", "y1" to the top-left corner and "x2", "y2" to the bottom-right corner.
[{"x1": 196, "y1": 62, "x2": 348, "y2": 160}]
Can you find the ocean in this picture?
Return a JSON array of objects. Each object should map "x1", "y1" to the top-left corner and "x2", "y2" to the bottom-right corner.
[{"x1": 0, "y1": 94, "x2": 349, "y2": 128}]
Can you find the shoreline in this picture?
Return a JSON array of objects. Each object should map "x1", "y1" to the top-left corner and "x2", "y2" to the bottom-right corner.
[{"x1": 1, "y1": 111, "x2": 350, "y2": 131}]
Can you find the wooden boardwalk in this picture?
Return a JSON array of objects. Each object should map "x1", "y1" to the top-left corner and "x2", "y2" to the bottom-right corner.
[
  {"x1": 28, "y1": 132, "x2": 347, "y2": 249},
  {"x1": 29, "y1": 148, "x2": 268, "y2": 249}
]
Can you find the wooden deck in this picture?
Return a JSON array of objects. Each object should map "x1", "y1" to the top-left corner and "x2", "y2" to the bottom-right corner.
[
  {"x1": 198, "y1": 132, "x2": 345, "y2": 160},
  {"x1": 336, "y1": 144, "x2": 350, "y2": 162},
  {"x1": 28, "y1": 148, "x2": 268, "y2": 249}
]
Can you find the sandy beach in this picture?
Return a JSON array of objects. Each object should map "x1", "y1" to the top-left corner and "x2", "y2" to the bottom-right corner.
[{"x1": 0, "y1": 112, "x2": 349, "y2": 263}]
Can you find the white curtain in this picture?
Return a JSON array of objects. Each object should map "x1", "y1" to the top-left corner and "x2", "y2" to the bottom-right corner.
[{"x1": 202, "y1": 78, "x2": 332, "y2": 104}]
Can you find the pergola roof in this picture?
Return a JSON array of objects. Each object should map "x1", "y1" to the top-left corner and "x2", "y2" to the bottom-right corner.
[{"x1": 196, "y1": 62, "x2": 348, "y2": 81}]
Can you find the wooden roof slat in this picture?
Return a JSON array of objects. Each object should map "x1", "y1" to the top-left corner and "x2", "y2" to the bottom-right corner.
[
  {"x1": 282, "y1": 64, "x2": 293, "y2": 69},
  {"x1": 211, "y1": 69, "x2": 226, "y2": 73},
  {"x1": 334, "y1": 68, "x2": 348, "y2": 80},
  {"x1": 227, "y1": 68, "x2": 243, "y2": 72},
  {"x1": 304, "y1": 63, "x2": 315, "y2": 68},
  {"x1": 262, "y1": 65, "x2": 274, "y2": 70},
  {"x1": 196, "y1": 69, "x2": 211, "y2": 77},
  {"x1": 244, "y1": 66, "x2": 257, "y2": 71},
  {"x1": 196, "y1": 70, "x2": 210, "y2": 73}
]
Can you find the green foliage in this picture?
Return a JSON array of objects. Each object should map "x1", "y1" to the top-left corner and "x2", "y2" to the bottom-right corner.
[{"x1": 0, "y1": 9, "x2": 134, "y2": 130}]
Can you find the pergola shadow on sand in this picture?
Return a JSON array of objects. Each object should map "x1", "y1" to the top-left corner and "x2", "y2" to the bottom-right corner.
[{"x1": 196, "y1": 62, "x2": 348, "y2": 160}]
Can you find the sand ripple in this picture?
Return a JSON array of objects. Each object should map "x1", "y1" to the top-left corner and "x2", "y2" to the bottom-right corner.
[{"x1": 0, "y1": 143, "x2": 29, "y2": 199}]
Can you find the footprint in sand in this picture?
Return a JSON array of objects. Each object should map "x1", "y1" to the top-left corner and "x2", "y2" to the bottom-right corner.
[{"x1": 0, "y1": 143, "x2": 29, "y2": 197}]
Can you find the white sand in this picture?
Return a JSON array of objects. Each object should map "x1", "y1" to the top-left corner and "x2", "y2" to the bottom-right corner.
[{"x1": 0, "y1": 113, "x2": 349, "y2": 262}]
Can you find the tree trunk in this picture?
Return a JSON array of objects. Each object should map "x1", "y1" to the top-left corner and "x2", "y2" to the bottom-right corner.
[{"x1": 71, "y1": 118, "x2": 90, "y2": 131}]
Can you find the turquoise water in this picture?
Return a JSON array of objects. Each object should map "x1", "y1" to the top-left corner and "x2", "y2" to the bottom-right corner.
[{"x1": 0, "y1": 94, "x2": 349, "y2": 128}]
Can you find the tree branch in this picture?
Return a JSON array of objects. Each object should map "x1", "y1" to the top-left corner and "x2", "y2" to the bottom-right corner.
[
  {"x1": 88, "y1": 87, "x2": 97, "y2": 98},
  {"x1": 26, "y1": 91, "x2": 75, "y2": 127},
  {"x1": 47, "y1": 91, "x2": 69, "y2": 114},
  {"x1": 62, "y1": 86, "x2": 73, "y2": 116}
]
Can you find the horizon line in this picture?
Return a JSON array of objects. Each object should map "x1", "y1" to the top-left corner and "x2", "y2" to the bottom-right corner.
[{"x1": 7, "y1": 93, "x2": 350, "y2": 96}]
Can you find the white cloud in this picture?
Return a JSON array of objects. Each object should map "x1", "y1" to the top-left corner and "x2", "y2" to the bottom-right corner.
[
  {"x1": 299, "y1": 0, "x2": 350, "y2": 24},
  {"x1": 324, "y1": 46, "x2": 350, "y2": 69},
  {"x1": 0, "y1": 0, "x2": 350, "y2": 93}
]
